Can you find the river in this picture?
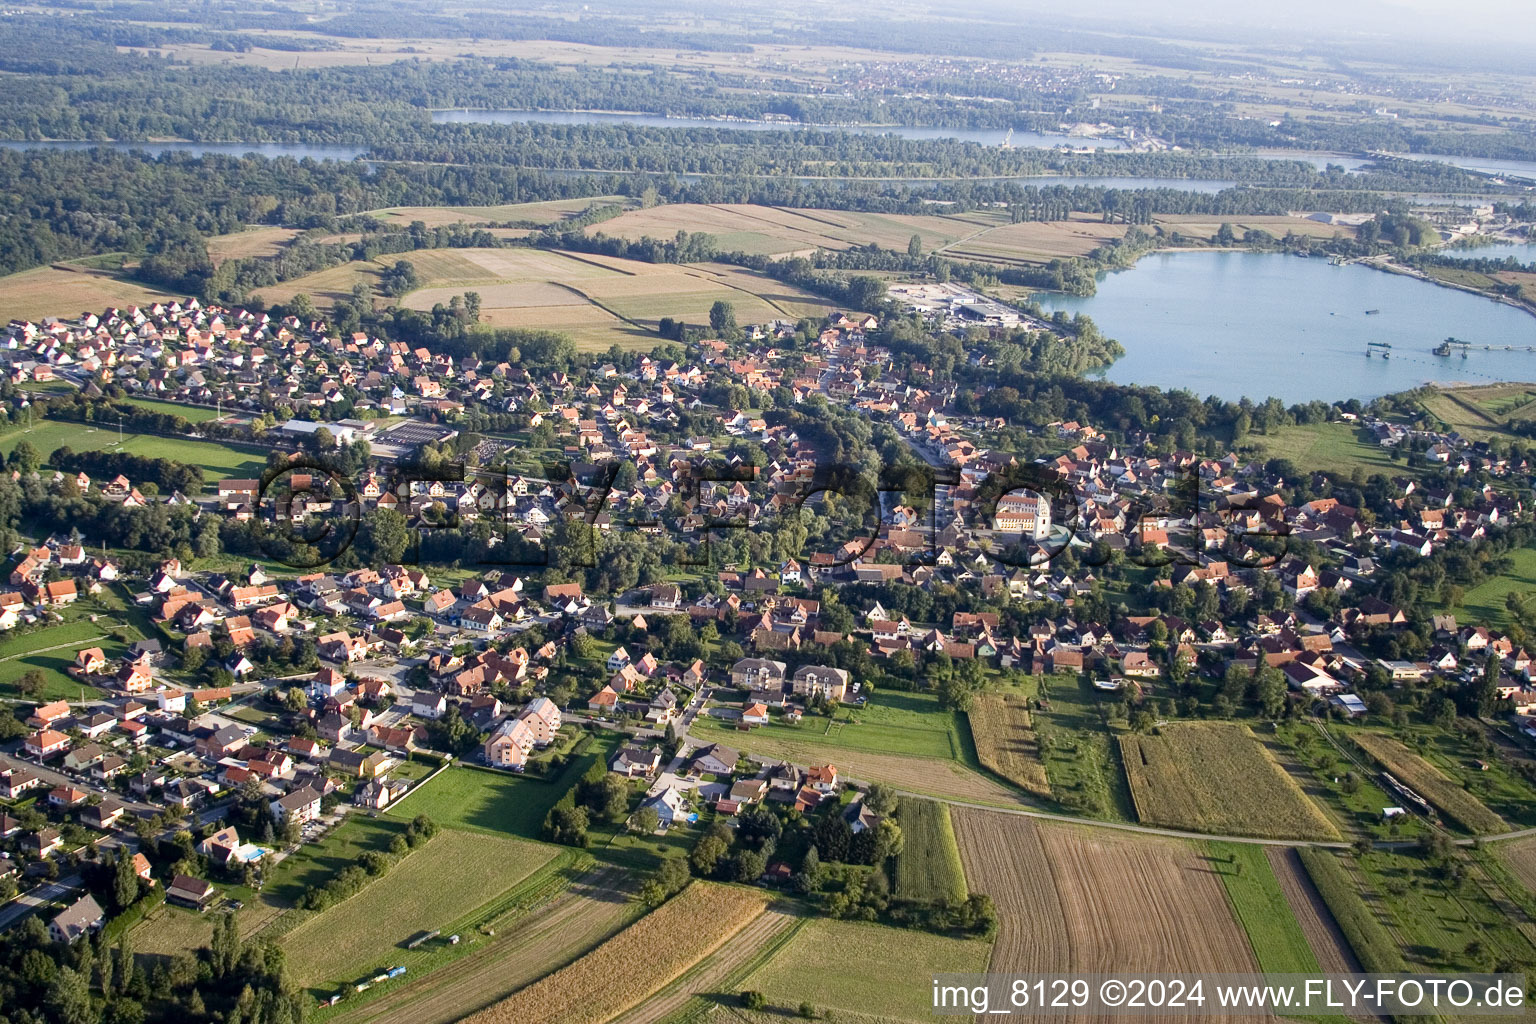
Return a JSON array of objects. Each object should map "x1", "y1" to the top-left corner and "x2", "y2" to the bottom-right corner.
[
  {"x1": 1387, "y1": 152, "x2": 1536, "y2": 183},
  {"x1": 1032, "y1": 250, "x2": 1536, "y2": 403}
]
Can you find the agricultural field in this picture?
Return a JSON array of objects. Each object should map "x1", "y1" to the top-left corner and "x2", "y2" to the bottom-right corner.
[
  {"x1": 1251, "y1": 420, "x2": 1404, "y2": 479},
  {"x1": 272, "y1": 246, "x2": 834, "y2": 350},
  {"x1": 1296, "y1": 849, "x2": 1409, "y2": 974},
  {"x1": 0, "y1": 264, "x2": 173, "y2": 322},
  {"x1": 462, "y1": 882, "x2": 768, "y2": 1024},
  {"x1": 1264, "y1": 847, "x2": 1363, "y2": 975},
  {"x1": 1207, "y1": 842, "x2": 1328, "y2": 975},
  {"x1": 384, "y1": 763, "x2": 580, "y2": 839},
  {"x1": 742, "y1": 917, "x2": 991, "y2": 1023},
  {"x1": 939, "y1": 214, "x2": 1129, "y2": 265},
  {"x1": 205, "y1": 226, "x2": 301, "y2": 265},
  {"x1": 952, "y1": 810, "x2": 1261, "y2": 1021},
  {"x1": 362, "y1": 197, "x2": 629, "y2": 228},
  {"x1": 282, "y1": 829, "x2": 558, "y2": 988},
  {"x1": 0, "y1": 419, "x2": 267, "y2": 482},
  {"x1": 1118, "y1": 723, "x2": 1341, "y2": 840},
  {"x1": 967, "y1": 691, "x2": 1051, "y2": 796},
  {"x1": 588, "y1": 203, "x2": 992, "y2": 257},
  {"x1": 321, "y1": 866, "x2": 637, "y2": 1024},
  {"x1": 1495, "y1": 834, "x2": 1536, "y2": 896},
  {"x1": 253, "y1": 261, "x2": 384, "y2": 307},
  {"x1": 606, "y1": 909, "x2": 801, "y2": 1024},
  {"x1": 893, "y1": 797, "x2": 968, "y2": 904},
  {"x1": 1416, "y1": 382, "x2": 1536, "y2": 441},
  {"x1": 1350, "y1": 731, "x2": 1507, "y2": 834},
  {"x1": 1151, "y1": 214, "x2": 1360, "y2": 242}
]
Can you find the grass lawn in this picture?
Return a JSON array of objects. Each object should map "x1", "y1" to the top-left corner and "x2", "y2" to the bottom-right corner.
[
  {"x1": 1436, "y1": 544, "x2": 1536, "y2": 629},
  {"x1": 384, "y1": 753, "x2": 600, "y2": 839},
  {"x1": 1249, "y1": 421, "x2": 1403, "y2": 479},
  {"x1": 1209, "y1": 842, "x2": 1326, "y2": 974},
  {"x1": 693, "y1": 690, "x2": 967, "y2": 760},
  {"x1": 281, "y1": 828, "x2": 558, "y2": 987},
  {"x1": 0, "y1": 613, "x2": 140, "y2": 700},
  {"x1": 743, "y1": 918, "x2": 991, "y2": 1022},
  {"x1": 121, "y1": 397, "x2": 224, "y2": 424},
  {"x1": 261, "y1": 816, "x2": 408, "y2": 906},
  {"x1": 0, "y1": 419, "x2": 267, "y2": 483},
  {"x1": 1031, "y1": 673, "x2": 1137, "y2": 821}
]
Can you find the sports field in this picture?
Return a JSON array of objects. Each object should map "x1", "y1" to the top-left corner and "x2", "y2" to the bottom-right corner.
[
  {"x1": 282, "y1": 829, "x2": 557, "y2": 987},
  {"x1": 0, "y1": 420, "x2": 266, "y2": 481}
]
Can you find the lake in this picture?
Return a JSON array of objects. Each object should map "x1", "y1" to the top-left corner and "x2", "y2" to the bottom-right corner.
[
  {"x1": 1033, "y1": 250, "x2": 1536, "y2": 403},
  {"x1": 0, "y1": 140, "x2": 370, "y2": 160},
  {"x1": 429, "y1": 109, "x2": 1129, "y2": 149},
  {"x1": 1442, "y1": 240, "x2": 1536, "y2": 263},
  {"x1": 1387, "y1": 152, "x2": 1536, "y2": 182}
]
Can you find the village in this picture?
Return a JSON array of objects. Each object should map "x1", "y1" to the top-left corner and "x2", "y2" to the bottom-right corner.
[{"x1": 1, "y1": 292, "x2": 1535, "y2": 956}]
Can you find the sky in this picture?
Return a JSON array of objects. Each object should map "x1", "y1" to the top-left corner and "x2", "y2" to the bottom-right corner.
[{"x1": 970, "y1": 0, "x2": 1536, "y2": 52}]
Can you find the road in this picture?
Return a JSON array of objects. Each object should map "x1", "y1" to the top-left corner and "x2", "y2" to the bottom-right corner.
[{"x1": 0, "y1": 875, "x2": 81, "y2": 931}]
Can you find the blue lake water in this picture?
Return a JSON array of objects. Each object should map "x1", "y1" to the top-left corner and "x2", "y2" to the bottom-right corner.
[
  {"x1": 1033, "y1": 250, "x2": 1536, "y2": 403},
  {"x1": 1442, "y1": 240, "x2": 1536, "y2": 263},
  {"x1": 1389, "y1": 152, "x2": 1536, "y2": 182}
]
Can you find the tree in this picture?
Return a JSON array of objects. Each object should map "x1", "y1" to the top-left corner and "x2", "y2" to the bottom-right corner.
[
  {"x1": 865, "y1": 783, "x2": 897, "y2": 816},
  {"x1": 1477, "y1": 652, "x2": 1502, "y2": 718},
  {"x1": 9, "y1": 439, "x2": 39, "y2": 474},
  {"x1": 15, "y1": 669, "x2": 45, "y2": 698},
  {"x1": 907, "y1": 233, "x2": 923, "y2": 258},
  {"x1": 631, "y1": 806, "x2": 660, "y2": 834},
  {"x1": 691, "y1": 824, "x2": 732, "y2": 876},
  {"x1": 112, "y1": 848, "x2": 140, "y2": 911},
  {"x1": 709, "y1": 300, "x2": 736, "y2": 336},
  {"x1": 741, "y1": 991, "x2": 767, "y2": 1011}
]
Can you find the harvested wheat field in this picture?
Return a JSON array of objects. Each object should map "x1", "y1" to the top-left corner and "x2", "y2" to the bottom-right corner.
[
  {"x1": 941, "y1": 215, "x2": 1129, "y2": 265},
  {"x1": 1351, "y1": 732, "x2": 1506, "y2": 834},
  {"x1": 1496, "y1": 835, "x2": 1536, "y2": 896},
  {"x1": 327, "y1": 869, "x2": 637, "y2": 1024},
  {"x1": 1119, "y1": 723, "x2": 1340, "y2": 840},
  {"x1": 0, "y1": 265, "x2": 173, "y2": 322},
  {"x1": 955, "y1": 810, "x2": 1267, "y2": 1023},
  {"x1": 968, "y1": 693, "x2": 1051, "y2": 797},
  {"x1": 606, "y1": 908, "x2": 800, "y2": 1024},
  {"x1": 206, "y1": 226, "x2": 300, "y2": 265},
  {"x1": 462, "y1": 882, "x2": 769, "y2": 1024},
  {"x1": 588, "y1": 203, "x2": 985, "y2": 257},
  {"x1": 1265, "y1": 847, "x2": 1363, "y2": 976},
  {"x1": 363, "y1": 197, "x2": 629, "y2": 228}
]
